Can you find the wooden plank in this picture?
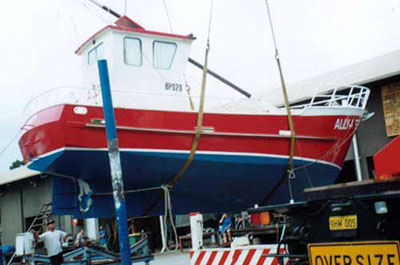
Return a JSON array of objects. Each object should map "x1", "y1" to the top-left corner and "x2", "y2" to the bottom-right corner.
[
  {"x1": 382, "y1": 82, "x2": 400, "y2": 137},
  {"x1": 304, "y1": 178, "x2": 400, "y2": 201}
]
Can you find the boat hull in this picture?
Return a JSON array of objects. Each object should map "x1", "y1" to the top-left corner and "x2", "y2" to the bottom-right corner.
[
  {"x1": 47, "y1": 148, "x2": 340, "y2": 217},
  {"x1": 19, "y1": 104, "x2": 361, "y2": 217}
]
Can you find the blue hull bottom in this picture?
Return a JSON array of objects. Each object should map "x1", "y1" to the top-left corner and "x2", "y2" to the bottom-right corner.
[{"x1": 28, "y1": 148, "x2": 340, "y2": 217}]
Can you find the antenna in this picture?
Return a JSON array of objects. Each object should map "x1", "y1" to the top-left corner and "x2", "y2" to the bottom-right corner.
[{"x1": 86, "y1": 0, "x2": 122, "y2": 18}]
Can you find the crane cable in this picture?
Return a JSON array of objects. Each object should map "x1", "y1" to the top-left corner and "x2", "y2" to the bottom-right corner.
[
  {"x1": 264, "y1": 0, "x2": 296, "y2": 201},
  {"x1": 162, "y1": 0, "x2": 174, "y2": 33}
]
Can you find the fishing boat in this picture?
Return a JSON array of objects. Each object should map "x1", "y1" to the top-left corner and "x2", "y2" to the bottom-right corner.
[{"x1": 18, "y1": 15, "x2": 370, "y2": 217}]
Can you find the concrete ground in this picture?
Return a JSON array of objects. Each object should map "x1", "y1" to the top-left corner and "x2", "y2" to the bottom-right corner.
[{"x1": 149, "y1": 251, "x2": 190, "y2": 265}]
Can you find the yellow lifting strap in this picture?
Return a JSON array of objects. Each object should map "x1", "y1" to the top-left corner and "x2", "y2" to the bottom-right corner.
[
  {"x1": 265, "y1": 0, "x2": 295, "y2": 172},
  {"x1": 277, "y1": 58, "x2": 295, "y2": 172},
  {"x1": 168, "y1": 44, "x2": 210, "y2": 188},
  {"x1": 167, "y1": 0, "x2": 213, "y2": 187},
  {"x1": 142, "y1": 1, "x2": 214, "y2": 216}
]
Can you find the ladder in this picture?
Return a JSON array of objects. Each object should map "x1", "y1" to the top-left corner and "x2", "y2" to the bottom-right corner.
[
  {"x1": 7, "y1": 203, "x2": 52, "y2": 265},
  {"x1": 28, "y1": 203, "x2": 53, "y2": 234}
]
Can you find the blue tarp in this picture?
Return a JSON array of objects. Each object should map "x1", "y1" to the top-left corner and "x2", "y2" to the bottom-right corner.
[{"x1": 1, "y1": 245, "x2": 15, "y2": 254}]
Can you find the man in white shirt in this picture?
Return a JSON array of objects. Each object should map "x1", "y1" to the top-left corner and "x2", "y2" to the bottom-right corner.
[{"x1": 35, "y1": 220, "x2": 67, "y2": 265}]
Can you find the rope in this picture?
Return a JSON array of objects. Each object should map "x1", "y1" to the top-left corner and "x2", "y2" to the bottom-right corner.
[
  {"x1": 184, "y1": 75, "x2": 195, "y2": 111},
  {"x1": 161, "y1": 185, "x2": 179, "y2": 251},
  {"x1": 92, "y1": 186, "x2": 163, "y2": 196},
  {"x1": 292, "y1": 114, "x2": 356, "y2": 171},
  {"x1": 295, "y1": 139, "x2": 313, "y2": 187},
  {"x1": 65, "y1": 0, "x2": 81, "y2": 43},
  {"x1": 162, "y1": 0, "x2": 174, "y2": 33},
  {"x1": 92, "y1": 184, "x2": 179, "y2": 251},
  {"x1": 0, "y1": 130, "x2": 21, "y2": 159},
  {"x1": 264, "y1": 0, "x2": 295, "y2": 173}
]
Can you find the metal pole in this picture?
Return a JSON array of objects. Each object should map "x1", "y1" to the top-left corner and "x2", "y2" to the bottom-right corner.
[
  {"x1": 187, "y1": 58, "x2": 251, "y2": 98},
  {"x1": 352, "y1": 134, "x2": 363, "y2": 181},
  {"x1": 97, "y1": 59, "x2": 131, "y2": 265},
  {"x1": 159, "y1": 216, "x2": 167, "y2": 253}
]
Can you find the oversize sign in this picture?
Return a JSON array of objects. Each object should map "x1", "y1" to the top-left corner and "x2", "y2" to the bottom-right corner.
[{"x1": 308, "y1": 241, "x2": 400, "y2": 265}]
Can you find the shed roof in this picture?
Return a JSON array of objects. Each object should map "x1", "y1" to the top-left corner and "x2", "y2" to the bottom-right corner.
[
  {"x1": 265, "y1": 49, "x2": 400, "y2": 105},
  {"x1": 0, "y1": 166, "x2": 41, "y2": 186}
]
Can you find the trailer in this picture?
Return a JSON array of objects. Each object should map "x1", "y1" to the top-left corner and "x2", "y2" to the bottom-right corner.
[
  {"x1": 250, "y1": 178, "x2": 400, "y2": 264},
  {"x1": 189, "y1": 178, "x2": 400, "y2": 264}
]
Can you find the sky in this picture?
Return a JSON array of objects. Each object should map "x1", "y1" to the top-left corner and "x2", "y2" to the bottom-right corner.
[{"x1": 0, "y1": 0, "x2": 400, "y2": 171}]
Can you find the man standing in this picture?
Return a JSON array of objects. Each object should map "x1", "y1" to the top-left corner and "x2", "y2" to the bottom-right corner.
[
  {"x1": 219, "y1": 213, "x2": 232, "y2": 243},
  {"x1": 98, "y1": 226, "x2": 107, "y2": 249},
  {"x1": 35, "y1": 220, "x2": 67, "y2": 265}
]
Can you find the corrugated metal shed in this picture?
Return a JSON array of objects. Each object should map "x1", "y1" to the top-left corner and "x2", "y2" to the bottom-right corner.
[
  {"x1": 0, "y1": 166, "x2": 41, "y2": 186},
  {"x1": 264, "y1": 49, "x2": 400, "y2": 105}
]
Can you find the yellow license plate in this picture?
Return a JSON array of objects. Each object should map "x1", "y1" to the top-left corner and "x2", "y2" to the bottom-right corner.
[
  {"x1": 308, "y1": 241, "x2": 400, "y2": 265},
  {"x1": 329, "y1": 215, "x2": 357, "y2": 230}
]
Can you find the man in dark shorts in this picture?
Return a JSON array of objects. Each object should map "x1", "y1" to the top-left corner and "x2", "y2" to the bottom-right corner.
[{"x1": 35, "y1": 220, "x2": 67, "y2": 265}]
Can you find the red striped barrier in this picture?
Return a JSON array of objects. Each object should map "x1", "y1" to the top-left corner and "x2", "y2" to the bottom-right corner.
[{"x1": 189, "y1": 245, "x2": 287, "y2": 265}]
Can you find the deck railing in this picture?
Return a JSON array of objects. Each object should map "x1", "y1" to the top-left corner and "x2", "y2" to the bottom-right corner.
[
  {"x1": 22, "y1": 85, "x2": 370, "y2": 120},
  {"x1": 288, "y1": 85, "x2": 370, "y2": 110},
  {"x1": 22, "y1": 86, "x2": 275, "y2": 118}
]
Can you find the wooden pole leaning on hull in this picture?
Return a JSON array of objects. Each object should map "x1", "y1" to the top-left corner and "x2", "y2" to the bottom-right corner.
[{"x1": 85, "y1": 0, "x2": 251, "y2": 98}]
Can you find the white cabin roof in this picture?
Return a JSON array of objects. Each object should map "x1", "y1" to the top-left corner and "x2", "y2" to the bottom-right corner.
[{"x1": 75, "y1": 16, "x2": 195, "y2": 55}]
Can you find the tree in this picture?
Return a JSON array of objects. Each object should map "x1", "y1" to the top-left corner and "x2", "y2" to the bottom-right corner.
[{"x1": 9, "y1": 159, "x2": 24, "y2": 170}]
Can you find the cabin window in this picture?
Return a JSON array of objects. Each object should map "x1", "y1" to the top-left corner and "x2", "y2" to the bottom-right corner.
[
  {"x1": 153, "y1": 41, "x2": 177, "y2": 69},
  {"x1": 124, "y1": 37, "x2": 142, "y2": 66},
  {"x1": 88, "y1": 43, "x2": 104, "y2": 65}
]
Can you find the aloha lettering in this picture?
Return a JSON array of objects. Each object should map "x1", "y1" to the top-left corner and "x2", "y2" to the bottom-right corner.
[{"x1": 334, "y1": 118, "x2": 360, "y2": 130}]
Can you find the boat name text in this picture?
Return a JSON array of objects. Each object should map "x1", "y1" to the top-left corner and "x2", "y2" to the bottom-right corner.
[{"x1": 334, "y1": 118, "x2": 360, "y2": 130}]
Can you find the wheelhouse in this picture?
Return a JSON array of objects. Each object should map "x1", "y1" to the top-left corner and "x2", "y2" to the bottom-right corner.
[{"x1": 75, "y1": 16, "x2": 195, "y2": 111}]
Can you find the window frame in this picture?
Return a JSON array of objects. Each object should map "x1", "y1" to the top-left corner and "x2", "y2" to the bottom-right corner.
[
  {"x1": 87, "y1": 42, "x2": 104, "y2": 65},
  {"x1": 152, "y1": 40, "x2": 178, "y2": 70},
  {"x1": 123, "y1": 37, "x2": 143, "y2": 67}
]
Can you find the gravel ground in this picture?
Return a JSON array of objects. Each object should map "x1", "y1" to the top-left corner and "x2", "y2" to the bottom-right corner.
[{"x1": 148, "y1": 251, "x2": 190, "y2": 265}]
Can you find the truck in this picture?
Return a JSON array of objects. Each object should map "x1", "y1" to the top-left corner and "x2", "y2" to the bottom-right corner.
[{"x1": 190, "y1": 136, "x2": 400, "y2": 265}]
